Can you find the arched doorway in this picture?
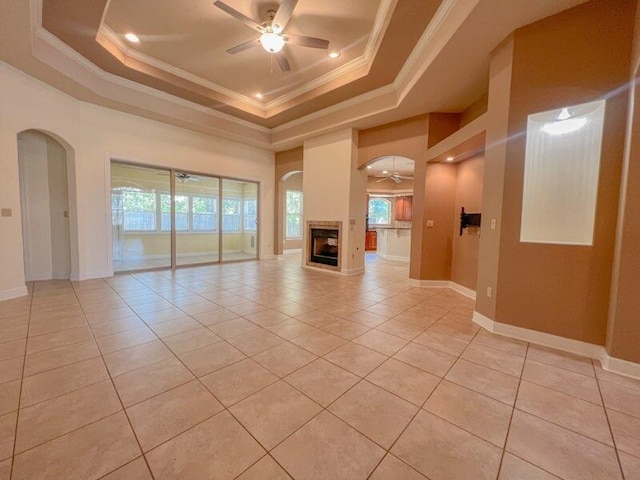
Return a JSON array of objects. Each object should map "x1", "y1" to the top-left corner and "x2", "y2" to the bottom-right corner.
[{"x1": 17, "y1": 130, "x2": 78, "y2": 281}]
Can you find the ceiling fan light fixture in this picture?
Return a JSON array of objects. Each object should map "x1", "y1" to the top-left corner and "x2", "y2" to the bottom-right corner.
[
  {"x1": 260, "y1": 32, "x2": 285, "y2": 53},
  {"x1": 382, "y1": 170, "x2": 388, "y2": 174}
]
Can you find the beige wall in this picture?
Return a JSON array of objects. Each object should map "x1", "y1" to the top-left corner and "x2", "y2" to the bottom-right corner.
[
  {"x1": 482, "y1": 1, "x2": 634, "y2": 345},
  {"x1": 0, "y1": 61, "x2": 274, "y2": 297},
  {"x1": 303, "y1": 128, "x2": 365, "y2": 273},
  {"x1": 451, "y1": 155, "x2": 484, "y2": 290}
]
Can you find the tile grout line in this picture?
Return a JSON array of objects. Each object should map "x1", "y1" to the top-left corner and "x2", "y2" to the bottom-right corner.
[
  {"x1": 67, "y1": 280, "x2": 159, "y2": 480},
  {"x1": 592, "y1": 358, "x2": 627, "y2": 480},
  {"x1": 8, "y1": 281, "x2": 35, "y2": 480},
  {"x1": 363, "y1": 319, "x2": 483, "y2": 480},
  {"x1": 495, "y1": 342, "x2": 529, "y2": 479}
]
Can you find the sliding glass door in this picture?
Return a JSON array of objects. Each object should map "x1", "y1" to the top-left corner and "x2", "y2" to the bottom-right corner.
[
  {"x1": 175, "y1": 172, "x2": 220, "y2": 266},
  {"x1": 111, "y1": 162, "x2": 259, "y2": 271},
  {"x1": 222, "y1": 179, "x2": 259, "y2": 262},
  {"x1": 111, "y1": 163, "x2": 172, "y2": 272}
]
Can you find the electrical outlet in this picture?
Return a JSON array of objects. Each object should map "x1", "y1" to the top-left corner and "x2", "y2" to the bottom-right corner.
[
  {"x1": 487, "y1": 286, "x2": 493, "y2": 298},
  {"x1": 490, "y1": 219, "x2": 497, "y2": 229},
  {"x1": 426, "y1": 220, "x2": 434, "y2": 228},
  {"x1": 1, "y1": 208, "x2": 12, "y2": 217}
]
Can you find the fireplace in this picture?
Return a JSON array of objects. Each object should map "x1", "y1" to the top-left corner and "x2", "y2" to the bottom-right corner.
[{"x1": 306, "y1": 221, "x2": 341, "y2": 271}]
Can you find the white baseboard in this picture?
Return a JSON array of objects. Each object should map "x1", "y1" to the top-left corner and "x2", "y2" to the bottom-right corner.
[
  {"x1": 0, "y1": 286, "x2": 29, "y2": 301},
  {"x1": 408, "y1": 279, "x2": 476, "y2": 300},
  {"x1": 377, "y1": 252, "x2": 410, "y2": 262},
  {"x1": 342, "y1": 267, "x2": 365, "y2": 276},
  {"x1": 283, "y1": 249, "x2": 302, "y2": 254},
  {"x1": 73, "y1": 270, "x2": 113, "y2": 281},
  {"x1": 472, "y1": 311, "x2": 640, "y2": 380},
  {"x1": 260, "y1": 254, "x2": 276, "y2": 261}
]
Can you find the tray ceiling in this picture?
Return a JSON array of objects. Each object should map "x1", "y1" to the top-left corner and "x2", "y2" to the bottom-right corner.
[{"x1": 41, "y1": 0, "x2": 439, "y2": 127}]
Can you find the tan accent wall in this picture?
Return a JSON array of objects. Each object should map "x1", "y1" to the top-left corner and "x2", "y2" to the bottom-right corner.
[
  {"x1": 474, "y1": 35, "x2": 514, "y2": 317},
  {"x1": 414, "y1": 163, "x2": 457, "y2": 280},
  {"x1": 451, "y1": 155, "x2": 484, "y2": 290},
  {"x1": 427, "y1": 113, "x2": 460, "y2": 148},
  {"x1": 460, "y1": 94, "x2": 488, "y2": 128},
  {"x1": 606, "y1": 3, "x2": 640, "y2": 364},
  {"x1": 358, "y1": 115, "x2": 429, "y2": 168},
  {"x1": 274, "y1": 147, "x2": 303, "y2": 255},
  {"x1": 492, "y1": 1, "x2": 634, "y2": 345}
]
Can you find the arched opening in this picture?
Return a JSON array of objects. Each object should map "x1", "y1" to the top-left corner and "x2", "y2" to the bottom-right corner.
[
  {"x1": 278, "y1": 170, "x2": 303, "y2": 255},
  {"x1": 17, "y1": 130, "x2": 79, "y2": 281},
  {"x1": 362, "y1": 156, "x2": 415, "y2": 262}
]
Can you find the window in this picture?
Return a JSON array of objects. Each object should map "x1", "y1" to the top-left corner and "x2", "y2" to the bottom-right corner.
[
  {"x1": 192, "y1": 196, "x2": 217, "y2": 231},
  {"x1": 244, "y1": 199, "x2": 257, "y2": 231},
  {"x1": 160, "y1": 194, "x2": 188, "y2": 231},
  {"x1": 286, "y1": 190, "x2": 303, "y2": 238},
  {"x1": 222, "y1": 198, "x2": 241, "y2": 232},
  {"x1": 368, "y1": 198, "x2": 392, "y2": 225},
  {"x1": 122, "y1": 190, "x2": 156, "y2": 231}
]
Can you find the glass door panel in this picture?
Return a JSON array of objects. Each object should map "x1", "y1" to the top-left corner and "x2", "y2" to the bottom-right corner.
[
  {"x1": 175, "y1": 172, "x2": 220, "y2": 266},
  {"x1": 110, "y1": 162, "x2": 171, "y2": 272},
  {"x1": 221, "y1": 179, "x2": 259, "y2": 261}
]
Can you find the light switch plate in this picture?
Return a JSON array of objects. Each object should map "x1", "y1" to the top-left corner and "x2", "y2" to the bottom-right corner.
[{"x1": 1, "y1": 208, "x2": 12, "y2": 217}]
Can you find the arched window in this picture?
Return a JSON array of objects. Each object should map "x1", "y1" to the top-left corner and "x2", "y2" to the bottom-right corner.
[{"x1": 368, "y1": 198, "x2": 392, "y2": 225}]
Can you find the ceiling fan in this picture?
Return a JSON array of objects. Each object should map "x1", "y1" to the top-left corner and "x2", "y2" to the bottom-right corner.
[
  {"x1": 157, "y1": 172, "x2": 200, "y2": 183},
  {"x1": 373, "y1": 157, "x2": 414, "y2": 184},
  {"x1": 213, "y1": 0, "x2": 330, "y2": 72},
  {"x1": 375, "y1": 173, "x2": 413, "y2": 184}
]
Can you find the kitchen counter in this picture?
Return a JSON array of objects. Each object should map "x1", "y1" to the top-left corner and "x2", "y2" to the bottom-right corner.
[{"x1": 375, "y1": 227, "x2": 411, "y2": 262}]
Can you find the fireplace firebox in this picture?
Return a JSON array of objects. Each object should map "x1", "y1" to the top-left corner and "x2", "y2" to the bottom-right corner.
[{"x1": 306, "y1": 221, "x2": 342, "y2": 271}]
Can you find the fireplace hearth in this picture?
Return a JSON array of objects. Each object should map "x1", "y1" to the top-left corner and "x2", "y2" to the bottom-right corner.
[{"x1": 306, "y1": 221, "x2": 342, "y2": 271}]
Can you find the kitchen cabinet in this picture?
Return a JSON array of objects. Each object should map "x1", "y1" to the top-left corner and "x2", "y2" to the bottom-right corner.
[
  {"x1": 365, "y1": 230, "x2": 377, "y2": 251},
  {"x1": 395, "y1": 196, "x2": 413, "y2": 221}
]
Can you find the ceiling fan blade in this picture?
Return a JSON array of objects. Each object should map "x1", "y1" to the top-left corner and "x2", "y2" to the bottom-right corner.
[
  {"x1": 391, "y1": 176, "x2": 401, "y2": 184},
  {"x1": 397, "y1": 176, "x2": 414, "y2": 180},
  {"x1": 213, "y1": 1, "x2": 265, "y2": 33},
  {"x1": 274, "y1": 50, "x2": 291, "y2": 72},
  {"x1": 284, "y1": 34, "x2": 330, "y2": 49},
  {"x1": 226, "y1": 37, "x2": 260, "y2": 54},
  {"x1": 272, "y1": 0, "x2": 298, "y2": 33},
  {"x1": 376, "y1": 178, "x2": 388, "y2": 183}
]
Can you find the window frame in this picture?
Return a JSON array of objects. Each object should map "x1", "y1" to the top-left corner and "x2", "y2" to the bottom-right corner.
[
  {"x1": 368, "y1": 197, "x2": 393, "y2": 226},
  {"x1": 285, "y1": 190, "x2": 303, "y2": 239}
]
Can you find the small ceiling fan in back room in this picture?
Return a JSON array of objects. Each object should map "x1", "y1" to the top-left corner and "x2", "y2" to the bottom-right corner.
[
  {"x1": 375, "y1": 157, "x2": 414, "y2": 184},
  {"x1": 213, "y1": 0, "x2": 330, "y2": 72}
]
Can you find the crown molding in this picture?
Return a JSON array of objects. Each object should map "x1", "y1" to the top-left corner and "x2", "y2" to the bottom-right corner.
[{"x1": 96, "y1": 0, "x2": 397, "y2": 116}]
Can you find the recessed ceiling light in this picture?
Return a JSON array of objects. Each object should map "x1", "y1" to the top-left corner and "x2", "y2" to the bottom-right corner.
[
  {"x1": 446, "y1": 156, "x2": 454, "y2": 162},
  {"x1": 382, "y1": 170, "x2": 388, "y2": 174},
  {"x1": 328, "y1": 51, "x2": 341, "y2": 59},
  {"x1": 366, "y1": 165, "x2": 372, "y2": 169},
  {"x1": 125, "y1": 33, "x2": 140, "y2": 43},
  {"x1": 255, "y1": 93, "x2": 263, "y2": 99}
]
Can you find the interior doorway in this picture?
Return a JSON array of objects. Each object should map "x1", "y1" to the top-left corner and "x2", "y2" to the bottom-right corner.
[{"x1": 17, "y1": 130, "x2": 77, "y2": 281}]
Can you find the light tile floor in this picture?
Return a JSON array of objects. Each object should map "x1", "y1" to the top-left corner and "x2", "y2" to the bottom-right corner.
[{"x1": 1, "y1": 254, "x2": 639, "y2": 479}]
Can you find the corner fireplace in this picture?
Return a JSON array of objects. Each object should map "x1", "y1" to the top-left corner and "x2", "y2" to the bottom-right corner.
[{"x1": 306, "y1": 221, "x2": 342, "y2": 271}]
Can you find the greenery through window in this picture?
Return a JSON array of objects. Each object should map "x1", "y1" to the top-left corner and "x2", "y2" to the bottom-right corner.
[
  {"x1": 368, "y1": 198, "x2": 392, "y2": 225},
  {"x1": 192, "y1": 196, "x2": 217, "y2": 231},
  {"x1": 122, "y1": 190, "x2": 156, "y2": 231},
  {"x1": 244, "y1": 199, "x2": 257, "y2": 231},
  {"x1": 222, "y1": 198, "x2": 241, "y2": 232},
  {"x1": 286, "y1": 190, "x2": 303, "y2": 238}
]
